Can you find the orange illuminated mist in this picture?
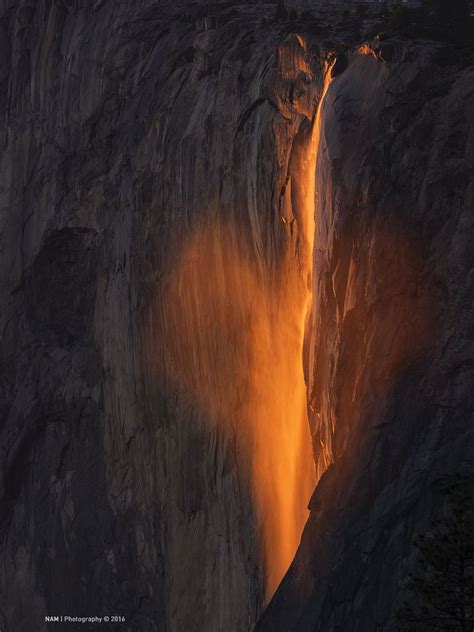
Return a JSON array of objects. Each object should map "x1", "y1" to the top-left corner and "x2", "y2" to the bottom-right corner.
[{"x1": 158, "y1": 62, "x2": 334, "y2": 600}]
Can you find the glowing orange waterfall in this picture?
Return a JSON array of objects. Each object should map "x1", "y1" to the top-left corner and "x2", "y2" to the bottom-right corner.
[
  {"x1": 255, "y1": 61, "x2": 336, "y2": 598},
  {"x1": 305, "y1": 60, "x2": 334, "y2": 268},
  {"x1": 157, "y1": 61, "x2": 335, "y2": 601},
  {"x1": 305, "y1": 61, "x2": 336, "y2": 482},
  {"x1": 254, "y1": 64, "x2": 336, "y2": 598}
]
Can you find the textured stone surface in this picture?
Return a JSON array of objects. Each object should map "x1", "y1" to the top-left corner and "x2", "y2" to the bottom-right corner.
[
  {"x1": 1, "y1": 1, "x2": 473, "y2": 631},
  {"x1": 257, "y1": 41, "x2": 474, "y2": 632},
  {"x1": 0, "y1": 2, "x2": 324, "y2": 631}
]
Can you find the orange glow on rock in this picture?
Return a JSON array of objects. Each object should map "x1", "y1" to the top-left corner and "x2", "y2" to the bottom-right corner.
[
  {"x1": 357, "y1": 43, "x2": 379, "y2": 59},
  {"x1": 305, "y1": 61, "x2": 336, "y2": 480},
  {"x1": 153, "y1": 61, "x2": 335, "y2": 601},
  {"x1": 157, "y1": 222, "x2": 314, "y2": 599}
]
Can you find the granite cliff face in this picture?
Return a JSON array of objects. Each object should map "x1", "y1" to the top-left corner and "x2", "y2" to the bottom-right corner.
[
  {"x1": 0, "y1": 2, "x2": 473, "y2": 632},
  {"x1": 257, "y1": 39, "x2": 474, "y2": 632},
  {"x1": 0, "y1": 2, "x2": 321, "y2": 630}
]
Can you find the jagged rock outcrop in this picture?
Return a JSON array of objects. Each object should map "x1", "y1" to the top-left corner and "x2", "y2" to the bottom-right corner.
[{"x1": 257, "y1": 40, "x2": 474, "y2": 632}]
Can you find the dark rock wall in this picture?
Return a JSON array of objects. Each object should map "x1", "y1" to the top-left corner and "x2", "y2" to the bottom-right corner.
[
  {"x1": 257, "y1": 43, "x2": 474, "y2": 632},
  {"x1": 1, "y1": 1, "x2": 472, "y2": 631},
  {"x1": 0, "y1": 2, "x2": 321, "y2": 631}
]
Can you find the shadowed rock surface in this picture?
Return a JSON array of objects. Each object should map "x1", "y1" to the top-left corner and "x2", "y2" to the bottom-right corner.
[
  {"x1": 0, "y1": 1, "x2": 473, "y2": 632},
  {"x1": 257, "y1": 39, "x2": 474, "y2": 632},
  {"x1": 0, "y1": 2, "x2": 321, "y2": 630}
]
